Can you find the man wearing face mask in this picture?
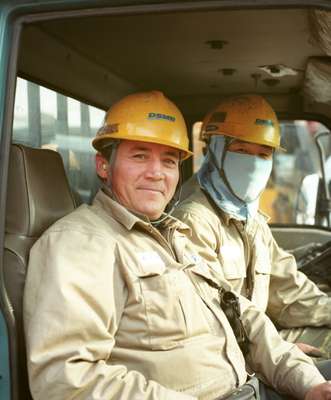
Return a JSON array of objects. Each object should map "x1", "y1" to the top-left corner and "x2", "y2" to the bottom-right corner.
[{"x1": 175, "y1": 94, "x2": 331, "y2": 359}]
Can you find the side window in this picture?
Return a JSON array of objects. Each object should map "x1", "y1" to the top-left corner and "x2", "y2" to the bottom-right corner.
[
  {"x1": 264, "y1": 121, "x2": 329, "y2": 224},
  {"x1": 191, "y1": 119, "x2": 331, "y2": 225},
  {"x1": 192, "y1": 121, "x2": 204, "y2": 172},
  {"x1": 13, "y1": 78, "x2": 105, "y2": 203}
]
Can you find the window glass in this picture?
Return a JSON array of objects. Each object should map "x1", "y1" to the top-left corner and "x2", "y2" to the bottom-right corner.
[
  {"x1": 13, "y1": 78, "x2": 105, "y2": 203},
  {"x1": 191, "y1": 120, "x2": 331, "y2": 225},
  {"x1": 192, "y1": 121, "x2": 204, "y2": 172}
]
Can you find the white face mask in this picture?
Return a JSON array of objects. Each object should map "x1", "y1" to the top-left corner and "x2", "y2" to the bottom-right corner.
[{"x1": 223, "y1": 151, "x2": 273, "y2": 202}]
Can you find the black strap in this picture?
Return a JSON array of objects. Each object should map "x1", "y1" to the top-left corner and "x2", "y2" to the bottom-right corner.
[
  {"x1": 187, "y1": 268, "x2": 251, "y2": 357},
  {"x1": 219, "y1": 289, "x2": 250, "y2": 356},
  {"x1": 216, "y1": 377, "x2": 259, "y2": 399}
]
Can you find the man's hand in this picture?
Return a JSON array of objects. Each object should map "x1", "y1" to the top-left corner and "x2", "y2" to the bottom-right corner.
[
  {"x1": 296, "y1": 342, "x2": 324, "y2": 357},
  {"x1": 304, "y1": 382, "x2": 331, "y2": 400}
]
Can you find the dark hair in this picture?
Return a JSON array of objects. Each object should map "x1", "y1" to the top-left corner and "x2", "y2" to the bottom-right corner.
[
  {"x1": 99, "y1": 140, "x2": 120, "y2": 161},
  {"x1": 99, "y1": 146, "x2": 112, "y2": 161}
]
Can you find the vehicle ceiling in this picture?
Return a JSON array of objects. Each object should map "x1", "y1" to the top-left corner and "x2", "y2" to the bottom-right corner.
[{"x1": 17, "y1": 5, "x2": 331, "y2": 124}]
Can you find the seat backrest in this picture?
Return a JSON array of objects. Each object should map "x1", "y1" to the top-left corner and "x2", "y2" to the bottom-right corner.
[{"x1": 3, "y1": 144, "x2": 76, "y2": 400}]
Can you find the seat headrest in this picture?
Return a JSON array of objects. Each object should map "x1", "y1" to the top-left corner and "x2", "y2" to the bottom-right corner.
[{"x1": 6, "y1": 144, "x2": 76, "y2": 238}]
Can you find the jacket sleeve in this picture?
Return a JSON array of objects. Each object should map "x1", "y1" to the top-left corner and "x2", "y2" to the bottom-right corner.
[
  {"x1": 177, "y1": 205, "x2": 331, "y2": 329},
  {"x1": 239, "y1": 296, "x2": 326, "y2": 399},
  {"x1": 265, "y1": 224, "x2": 331, "y2": 328},
  {"x1": 24, "y1": 229, "x2": 196, "y2": 400},
  {"x1": 174, "y1": 206, "x2": 326, "y2": 398}
]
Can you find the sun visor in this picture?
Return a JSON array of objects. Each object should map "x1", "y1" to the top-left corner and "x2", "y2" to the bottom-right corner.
[
  {"x1": 310, "y1": 10, "x2": 331, "y2": 55},
  {"x1": 304, "y1": 57, "x2": 331, "y2": 104}
]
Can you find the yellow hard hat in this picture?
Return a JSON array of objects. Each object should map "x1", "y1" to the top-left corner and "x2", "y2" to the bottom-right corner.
[
  {"x1": 200, "y1": 94, "x2": 281, "y2": 149},
  {"x1": 93, "y1": 91, "x2": 193, "y2": 159}
]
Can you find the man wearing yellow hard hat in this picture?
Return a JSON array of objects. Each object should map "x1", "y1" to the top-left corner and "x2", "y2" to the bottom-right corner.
[
  {"x1": 175, "y1": 94, "x2": 331, "y2": 360},
  {"x1": 24, "y1": 91, "x2": 331, "y2": 400}
]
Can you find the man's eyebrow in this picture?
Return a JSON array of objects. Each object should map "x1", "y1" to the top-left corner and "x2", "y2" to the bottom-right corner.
[
  {"x1": 232, "y1": 140, "x2": 272, "y2": 151},
  {"x1": 231, "y1": 139, "x2": 248, "y2": 146},
  {"x1": 162, "y1": 150, "x2": 180, "y2": 159},
  {"x1": 130, "y1": 145, "x2": 150, "y2": 152},
  {"x1": 260, "y1": 145, "x2": 273, "y2": 152},
  {"x1": 130, "y1": 146, "x2": 179, "y2": 158}
]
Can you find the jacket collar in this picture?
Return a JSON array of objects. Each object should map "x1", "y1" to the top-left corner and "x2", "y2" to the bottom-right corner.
[
  {"x1": 191, "y1": 188, "x2": 270, "y2": 226},
  {"x1": 93, "y1": 189, "x2": 190, "y2": 234}
]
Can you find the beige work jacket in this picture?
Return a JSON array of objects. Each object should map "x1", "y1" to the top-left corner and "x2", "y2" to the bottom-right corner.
[
  {"x1": 24, "y1": 190, "x2": 325, "y2": 400},
  {"x1": 175, "y1": 181, "x2": 331, "y2": 329}
]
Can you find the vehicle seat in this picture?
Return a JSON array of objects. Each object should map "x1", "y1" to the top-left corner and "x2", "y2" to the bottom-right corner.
[{"x1": 4, "y1": 144, "x2": 76, "y2": 400}]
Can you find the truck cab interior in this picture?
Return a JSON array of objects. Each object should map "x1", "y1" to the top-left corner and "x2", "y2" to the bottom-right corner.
[{"x1": 1, "y1": 1, "x2": 331, "y2": 399}]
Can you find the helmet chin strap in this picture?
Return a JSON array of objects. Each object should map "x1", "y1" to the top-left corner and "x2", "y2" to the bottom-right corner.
[
  {"x1": 151, "y1": 171, "x2": 182, "y2": 227},
  {"x1": 150, "y1": 156, "x2": 183, "y2": 227}
]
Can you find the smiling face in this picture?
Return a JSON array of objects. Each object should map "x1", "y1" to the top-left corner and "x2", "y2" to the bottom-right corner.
[{"x1": 96, "y1": 140, "x2": 180, "y2": 220}]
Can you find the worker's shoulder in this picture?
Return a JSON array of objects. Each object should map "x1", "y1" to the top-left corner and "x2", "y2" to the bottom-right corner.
[
  {"x1": 256, "y1": 209, "x2": 271, "y2": 226},
  {"x1": 43, "y1": 202, "x2": 118, "y2": 239},
  {"x1": 176, "y1": 189, "x2": 218, "y2": 221}
]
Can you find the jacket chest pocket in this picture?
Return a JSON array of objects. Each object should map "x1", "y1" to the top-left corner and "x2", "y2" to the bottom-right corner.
[
  {"x1": 250, "y1": 248, "x2": 271, "y2": 311},
  {"x1": 139, "y1": 270, "x2": 209, "y2": 349},
  {"x1": 219, "y1": 247, "x2": 246, "y2": 293}
]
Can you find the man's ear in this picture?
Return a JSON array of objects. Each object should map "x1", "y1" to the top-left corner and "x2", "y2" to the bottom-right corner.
[{"x1": 95, "y1": 153, "x2": 109, "y2": 179}]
